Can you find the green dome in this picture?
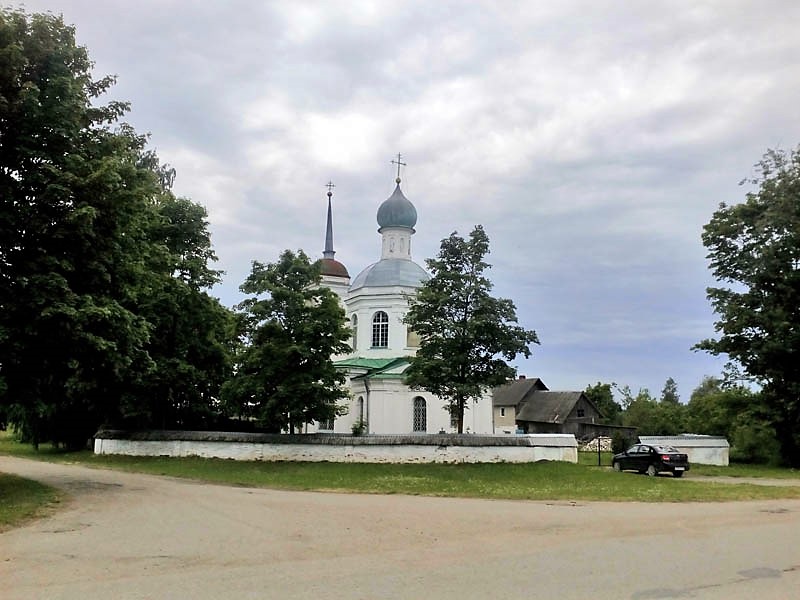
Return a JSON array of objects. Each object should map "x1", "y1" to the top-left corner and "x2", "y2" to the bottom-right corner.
[{"x1": 377, "y1": 183, "x2": 417, "y2": 230}]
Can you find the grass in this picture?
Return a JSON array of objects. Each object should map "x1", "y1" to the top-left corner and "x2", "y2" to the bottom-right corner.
[
  {"x1": 577, "y1": 449, "x2": 800, "y2": 478},
  {"x1": 2, "y1": 431, "x2": 800, "y2": 503},
  {"x1": 0, "y1": 473, "x2": 63, "y2": 532}
]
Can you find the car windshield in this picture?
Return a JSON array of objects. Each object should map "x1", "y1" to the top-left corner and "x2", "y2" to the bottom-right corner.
[{"x1": 654, "y1": 445, "x2": 679, "y2": 453}]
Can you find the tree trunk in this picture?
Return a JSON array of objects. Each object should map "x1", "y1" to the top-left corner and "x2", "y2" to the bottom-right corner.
[{"x1": 456, "y1": 397, "x2": 465, "y2": 434}]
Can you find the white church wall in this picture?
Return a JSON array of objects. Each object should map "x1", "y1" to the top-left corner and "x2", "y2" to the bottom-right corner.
[
  {"x1": 305, "y1": 387, "x2": 494, "y2": 436},
  {"x1": 95, "y1": 433, "x2": 579, "y2": 464},
  {"x1": 346, "y1": 289, "x2": 415, "y2": 358}
]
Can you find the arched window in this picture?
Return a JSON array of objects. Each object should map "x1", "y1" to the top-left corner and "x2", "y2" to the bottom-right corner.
[
  {"x1": 372, "y1": 311, "x2": 389, "y2": 348},
  {"x1": 413, "y1": 397, "x2": 427, "y2": 432},
  {"x1": 357, "y1": 396, "x2": 364, "y2": 423},
  {"x1": 351, "y1": 315, "x2": 358, "y2": 350}
]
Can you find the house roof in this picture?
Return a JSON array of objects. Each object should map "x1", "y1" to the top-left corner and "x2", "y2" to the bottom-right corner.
[
  {"x1": 515, "y1": 391, "x2": 586, "y2": 424},
  {"x1": 492, "y1": 378, "x2": 548, "y2": 407},
  {"x1": 639, "y1": 435, "x2": 730, "y2": 449}
]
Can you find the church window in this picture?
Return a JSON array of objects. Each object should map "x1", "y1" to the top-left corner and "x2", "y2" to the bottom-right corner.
[
  {"x1": 318, "y1": 416, "x2": 334, "y2": 431},
  {"x1": 406, "y1": 328, "x2": 420, "y2": 348},
  {"x1": 372, "y1": 311, "x2": 389, "y2": 348},
  {"x1": 500, "y1": 407, "x2": 506, "y2": 417},
  {"x1": 450, "y1": 409, "x2": 458, "y2": 429},
  {"x1": 351, "y1": 315, "x2": 358, "y2": 350},
  {"x1": 413, "y1": 397, "x2": 427, "y2": 432},
  {"x1": 357, "y1": 396, "x2": 364, "y2": 423}
]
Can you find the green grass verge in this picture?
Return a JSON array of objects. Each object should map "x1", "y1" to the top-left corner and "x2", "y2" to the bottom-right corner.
[
  {"x1": 577, "y1": 449, "x2": 800, "y2": 478},
  {"x1": 0, "y1": 473, "x2": 63, "y2": 532},
  {"x1": 3, "y1": 433, "x2": 800, "y2": 503}
]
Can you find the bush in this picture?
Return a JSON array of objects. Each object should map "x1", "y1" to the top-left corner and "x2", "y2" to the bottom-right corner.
[
  {"x1": 611, "y1": 432, "x2": 629, "y2": 455},
  {"x1": 730, "y1": 422, "x2": 781, "y2": 464}
]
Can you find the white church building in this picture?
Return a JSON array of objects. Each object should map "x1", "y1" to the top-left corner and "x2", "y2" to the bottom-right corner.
[{"x1": 308, "y1": 171, "x2": 494, "y2": 435}]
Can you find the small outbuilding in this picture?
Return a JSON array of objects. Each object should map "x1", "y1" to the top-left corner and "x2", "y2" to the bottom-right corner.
[{"x1": 638, "y1": 435, "x2": 730, "y2": 466}]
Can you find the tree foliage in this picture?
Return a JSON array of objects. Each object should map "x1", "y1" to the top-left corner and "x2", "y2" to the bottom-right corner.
[
  {"x1": 619, "y1": 386, "x2": 687, "y2": 436},
  {"x1": 660, "y1": 377, "x2": 680, "y2": 405},
  {"x1": 403, "y1": 226, "x2": 539, "y2": 432},
  {"x1": 0, "y1": 9, "x2": 233, "y2": 446},
  {"x1": 584, "y1": 382, "x2": 622, "y2": 425},
  {"x1": 129, "y1": 194, "x2": 234, "y2": 430},
  {"x1": 685, "y1": 376, "x2": 780, "y2": 464},
  {"x1": 696, "y1": 146, "x2": 800, "y2": 466},
  {"x1": 222, "y1": 251, "x2": 351, "y2": 433}
]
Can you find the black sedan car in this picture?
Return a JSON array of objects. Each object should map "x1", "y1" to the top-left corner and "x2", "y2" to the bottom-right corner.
[{"x1": 612, "y1": 444, "x2": 690, "y2": 477}]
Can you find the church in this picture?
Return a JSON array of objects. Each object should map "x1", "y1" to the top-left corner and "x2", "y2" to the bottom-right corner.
[{"x1": 308, "y1": 166, "x2": 494, "y2": 435}]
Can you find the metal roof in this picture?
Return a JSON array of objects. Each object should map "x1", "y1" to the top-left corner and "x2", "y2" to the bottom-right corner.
[
  {"x1": 318, "y1": 257, "x2": 349, "y2": 278},
  {"x1": 639, "y1": 435, "x2": 730, "y2": 448},
  {"x1": 377, "y1": 183, "x2": 417, "y2": 230},
  {"x1": 349, "y1": 258, "x2": 429, "y2": 291}
]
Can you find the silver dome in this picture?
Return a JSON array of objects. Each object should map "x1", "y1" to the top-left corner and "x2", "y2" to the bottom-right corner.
[{"x1": 349, "y1": 259, "x2": 429, "y2": 291}]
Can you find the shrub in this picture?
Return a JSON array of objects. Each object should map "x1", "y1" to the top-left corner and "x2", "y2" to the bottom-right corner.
[{"x1": 611, "y1": 432, "x2": 629, "y2": 455}]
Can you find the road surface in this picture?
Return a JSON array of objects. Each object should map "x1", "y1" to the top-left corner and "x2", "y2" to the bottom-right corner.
[{"x1": 2, "y1": 456, "x2": 799, "y2": 600}]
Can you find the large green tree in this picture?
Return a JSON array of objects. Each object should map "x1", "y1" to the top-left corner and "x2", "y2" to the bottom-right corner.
[
  {"x1": 696, "y1": 146, "x2": 800, "y2": 466},
  {"x1": 0, "y1": 9, "x2": 232, "y2": 445},
  {"x1": 0, "y1": 9, "x2": 153, "y2": 445},
  {"x1": 222, "y1": 250, "x2": 351, "y2": 433},
  {"x1": 404, "y1": 226, "x2": 539, "y2": 433},
  {"x1": 130, "y1": 192, "x2": 234, "y2": 430}
]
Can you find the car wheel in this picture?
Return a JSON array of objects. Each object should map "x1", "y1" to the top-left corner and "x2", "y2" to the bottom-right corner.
[
  {"x1": 673, "y1": 471, "x2": 684, "y2": 478},
  {"x1": 646, "y1": 464, "x2": 658, "y2": 477},
  {"x1": 613, "y1": 461, "x2": 621, "y2": 472}
]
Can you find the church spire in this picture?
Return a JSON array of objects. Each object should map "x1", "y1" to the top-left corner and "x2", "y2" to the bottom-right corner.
[
  {"x1": 323, "y1": 181, "x2": 335, "y2": 259},
  {"x1": 318, "y1": 181, "x2": 349, "y2": 280}
]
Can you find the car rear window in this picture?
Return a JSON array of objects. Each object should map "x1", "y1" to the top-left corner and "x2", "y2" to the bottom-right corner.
[{"x1": 654, "y1": 445, "x2": 679, "y2": 453}]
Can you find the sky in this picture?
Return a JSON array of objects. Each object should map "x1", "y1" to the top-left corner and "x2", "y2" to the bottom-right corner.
[{"x1": 15, "y1": 0, "x2": 800, "y2": 401}]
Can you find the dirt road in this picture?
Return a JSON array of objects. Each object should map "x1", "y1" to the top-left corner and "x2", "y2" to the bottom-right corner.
[{"x1": 2, "y1": 456, "x2": 799, "y2": 600}]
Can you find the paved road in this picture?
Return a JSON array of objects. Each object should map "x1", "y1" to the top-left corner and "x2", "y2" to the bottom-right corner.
[{"x1": 2, "y1": 456, "x2": 799, "y2": 600}]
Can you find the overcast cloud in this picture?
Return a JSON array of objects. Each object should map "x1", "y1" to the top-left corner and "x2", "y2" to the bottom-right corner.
[{"x1": 17, "y1": 0, "x2": 800, "y2": 400}]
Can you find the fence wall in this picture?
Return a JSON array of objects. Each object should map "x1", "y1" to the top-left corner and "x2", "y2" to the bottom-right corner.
[{"x1": 94, "y1": 430, "x2": 578, "y2": 464}]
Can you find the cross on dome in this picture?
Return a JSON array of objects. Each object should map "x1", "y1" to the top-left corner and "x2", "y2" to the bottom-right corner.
[{"x1": 390, "y1": 153, "x2": 406, "y2": 183}]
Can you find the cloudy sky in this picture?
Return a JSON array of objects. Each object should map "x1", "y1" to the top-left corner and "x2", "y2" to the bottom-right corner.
[{"x1": 18, "y1": 0, "x2": 800, "y2": 401}]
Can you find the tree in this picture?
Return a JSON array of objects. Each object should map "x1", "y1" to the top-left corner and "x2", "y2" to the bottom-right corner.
[
  {"x1": 403, "y1": 226, "x2": 539, "y2": 433},
  {"x1": 685, "y1": 376, "x2": 779, "y2": 463},
  {"x1": 130, "y1": 193, "x2": 234, "y2": 430},
  {"x1": 660, "y1": 377, "x2": 680, "y2": 405},
  {"x1": 584, "y1": 382, "x2": 622, "y2": 425},
  {"x1": 0, "y1": 9, "x2": 155, "y2": 446},
  {"x1": 619, "y1": 386, "x2": 686, "y2": 435},
  {"x1": 222, "y1": 250, "x2": 351, "y2": 432},
  {"x1": 0, "y1": 9, "x2": 233, "y2": 445},
  {"x1": 696, "y1": 146, "x2": 800, "y2": 466}
]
